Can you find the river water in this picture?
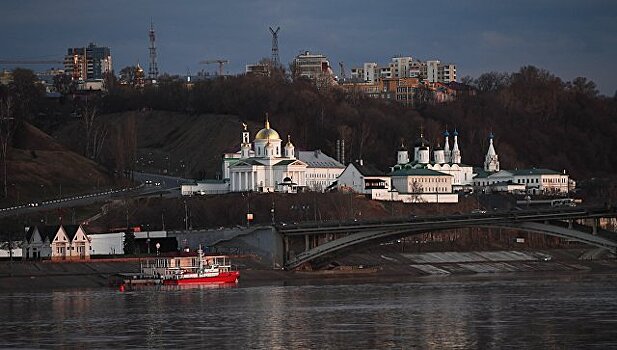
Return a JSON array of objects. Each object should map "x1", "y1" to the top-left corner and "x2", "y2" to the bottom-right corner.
[{"x1": 0, "y1": 272, "x2": 616, "y2": 349}]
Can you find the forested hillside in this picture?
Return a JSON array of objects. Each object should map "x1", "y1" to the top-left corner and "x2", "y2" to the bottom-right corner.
[
  {"x1": 92, "y1": 66, "x2": 616, "y2": 180},
  {"x1": 2, "y1": 66, "x2": 616, "y2": 190}
]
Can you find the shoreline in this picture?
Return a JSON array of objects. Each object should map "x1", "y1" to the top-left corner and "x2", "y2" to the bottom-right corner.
[{"x1": 0, "y1": 252, "x2": 616, "y2": 292}]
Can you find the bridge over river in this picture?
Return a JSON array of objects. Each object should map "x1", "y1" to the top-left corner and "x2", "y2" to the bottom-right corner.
[{"x1": 275, "y1": 206, "x2": 617, "y2": 270}]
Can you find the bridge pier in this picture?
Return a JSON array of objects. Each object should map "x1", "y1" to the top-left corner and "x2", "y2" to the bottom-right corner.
[
  {"x1": 279, "y1": 208, "x2": 617, "y2": 270},
  {"x1": 284, "y1": 236, "x2": 290, "y2": 262},
  {"x1": 592, "y1": 218, "x2": 598, "y2": 235}
]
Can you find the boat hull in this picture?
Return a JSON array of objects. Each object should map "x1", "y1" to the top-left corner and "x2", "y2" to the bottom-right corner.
[{"x1": 162, "y1": 271, "x2": 240, "y2": 285}]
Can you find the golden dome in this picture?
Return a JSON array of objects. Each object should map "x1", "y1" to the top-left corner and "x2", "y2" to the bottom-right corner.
[{"x1": 254, "y1": 115, "x2": 281, "y2": 140}]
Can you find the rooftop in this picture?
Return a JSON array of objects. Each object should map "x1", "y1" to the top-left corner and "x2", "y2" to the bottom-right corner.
[{"x1": 297, "y1": 150, "x2": 344, "y2": 168}]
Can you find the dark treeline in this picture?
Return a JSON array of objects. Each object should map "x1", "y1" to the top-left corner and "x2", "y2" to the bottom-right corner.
[
  {"x1": 99, "y1": 72, "x2": 423, "y2": 174},
  {"x1": 3, "y1": 66, "x2": 617, "y2": 181},
  {"x1": 99, "y1": 66, "x2": 616, "y2": 180}
]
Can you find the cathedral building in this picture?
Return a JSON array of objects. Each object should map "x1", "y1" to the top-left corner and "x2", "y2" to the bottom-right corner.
[
  {"x1": 222, "y1": 116, "x2": 343, "y2": 193},
  {"x1": 473, "y1": 133, "x2": 573, "y2": 194},
  {"x1": 391, "y1": 129, "x2": 475, "y2": 192}
]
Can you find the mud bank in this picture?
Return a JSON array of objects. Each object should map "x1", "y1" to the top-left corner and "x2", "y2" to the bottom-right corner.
[{"x1": 0, "y1": 250, "x2": 615, "y2": 292}]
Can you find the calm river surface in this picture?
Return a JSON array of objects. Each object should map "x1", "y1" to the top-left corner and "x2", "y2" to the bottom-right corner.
[{"x1": 1, "y1": 272, "x2": 616, "y2": 349}]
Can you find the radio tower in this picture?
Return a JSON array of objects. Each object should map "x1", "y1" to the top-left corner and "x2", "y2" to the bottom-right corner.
[
  {"x1": 269, "y1": 26, "x2": 280, "y2": 67},
  {"x1": 148, "y1": 21, "x2": 159, "y2": 82}
]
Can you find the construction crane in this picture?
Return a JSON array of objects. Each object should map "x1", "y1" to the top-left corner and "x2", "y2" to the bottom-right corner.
[
  {"x1": 339, "y1": 61, "x2": 346, "y2": 81},
  {"x1": 0, "y1": 60, "x2": 63, "y2": 65},
  {"x1": 198, "y1": 59, "x2": 229, "y2": 76}
]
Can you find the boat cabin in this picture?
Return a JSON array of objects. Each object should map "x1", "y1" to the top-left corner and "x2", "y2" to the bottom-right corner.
[{"x1": 141, "y1": 254, "x2": 232, "y2": 278}]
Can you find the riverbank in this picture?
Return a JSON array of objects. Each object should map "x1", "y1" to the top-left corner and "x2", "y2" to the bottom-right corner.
[{"x1": 0, "y1": 249, "x2": 615, "y2": 292}]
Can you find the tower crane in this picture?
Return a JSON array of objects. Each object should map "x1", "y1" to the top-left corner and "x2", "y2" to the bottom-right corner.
[
  {"x1": 198, "y1": 59, "x2": 229, "y2": 76},
  {"x1": 339, "y1": 61, "x2": 346, "y2": 81},
  {"x1": 0, "y1": 60, "x2": 63, "y2": 65}
]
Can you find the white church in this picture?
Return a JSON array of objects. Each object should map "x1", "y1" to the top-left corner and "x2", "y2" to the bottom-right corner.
[
  {"x1": 391, "y1": 129, "x2": 475, "y2": 191},
  {"x1": 474, "y1": 132, "x2": 573, "y2": 194},
  {"x1": 220, "y1": 116, "x2": 344, "y2": 193}
]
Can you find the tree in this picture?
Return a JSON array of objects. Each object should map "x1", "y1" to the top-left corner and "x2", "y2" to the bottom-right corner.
[
  {"x1": 80, "y1": 99, "x2": 108, "y2": 160},
  {"x1": 123, "y1": 229, "x2": 136, "y2": 255},
  {"x1": 474, "y1": 72, "x2": 509, "y2": 92},
  {"x1": 119, "y1": 66, "x2": 136, "y2": 85},
  {"x1": 569, "y1": 77, "x2": 598, "y2": 98},
  {"x1": 9, "y1": 68, "x2": 44, "y2": 119},
  {"x1": 53, "y1": 73, "x2": 76, "y2": 96},
  {"x1": 113, "y1": 115, "x2": 137, "y2": 179},
  {"x1": 413, "y1": 85, "x2": 432, "y2": 109},
  {"x1": 0, "y1": 97, "x2": 17, "y2": 198},
  {"x1": 410, "y1": 180, "x2": 426, "y2": 203}
]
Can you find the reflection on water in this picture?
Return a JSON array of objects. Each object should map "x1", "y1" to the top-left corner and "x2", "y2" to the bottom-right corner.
[{"x1": 0, "y1": 273, "x2": 616, "y2": 349}]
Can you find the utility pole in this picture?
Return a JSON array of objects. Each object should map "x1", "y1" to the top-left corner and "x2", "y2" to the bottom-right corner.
[
  {"x1": 184, "y1": 199, "x2": 189, "y2": 231},
  {"x1": 271, "y1": 198, "x2": 275, "y2": 225},
  {"x1": 148, "y1": 20, "x2": 159, "y2": 83},
  {"x1": 161, "y1": 209, "x2": 166, "y2": 231},
  {"x1": 269, "y1": 26, "x2": 280, "y2": 67}
]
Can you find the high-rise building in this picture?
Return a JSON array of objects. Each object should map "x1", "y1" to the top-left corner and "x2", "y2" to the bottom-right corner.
[
  {"x1": 292, "y1": 51, "x2": 335, "y2": 82},
  {"x1": 351, "y1": 56, "x2": 456, "y2": 84},
  {"x1": 64, "y1": 43, "x2": 112, "y2": 81}
]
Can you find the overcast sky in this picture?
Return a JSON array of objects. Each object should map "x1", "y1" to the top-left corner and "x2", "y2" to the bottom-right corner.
[{"x1": 2, "y1": 0, "x2": 616, "y2": 95}]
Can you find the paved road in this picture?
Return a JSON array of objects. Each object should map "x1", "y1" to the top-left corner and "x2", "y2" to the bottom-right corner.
[{"x1": 0, "y1": 172, "x2": 192, "y2": 218}]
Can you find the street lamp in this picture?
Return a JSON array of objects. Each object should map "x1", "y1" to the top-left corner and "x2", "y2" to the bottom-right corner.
[
  {"x1": 10, "y1": 183, "x2": 20, "y2": 204},
  {"x1": 155, "y1": 242, "x2": 161, "y2": 256},
  {"x1": 145, "y1": 224, "x2": 151, "y2": 254}
]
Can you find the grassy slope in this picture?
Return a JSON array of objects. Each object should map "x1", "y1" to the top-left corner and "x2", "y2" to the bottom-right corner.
[
  {"x1": 89, "y1": 111, "x2": 257, "y2": 179},
  {"x1": 3, "y1": 122, "x2": 114, "y2": 205}
]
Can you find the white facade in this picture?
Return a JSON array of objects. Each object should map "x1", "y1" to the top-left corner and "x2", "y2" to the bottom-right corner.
[
  {"x1": 484, "y1": 133, "x2": 500, "y2": 172},
  {"x1": 293, "y1": 51, "x2": 335, "y2": 82},
  {"x1": 337, "y1": 162, "x2": 391, "y2": 195},
  {"x1": 0, "y1": 247, "x2": 22, "y2": 258},
  {"x1": 181, "y1": 180, "x2": 229, "y2": 196},
  {"x1": 393, "y1": 129, "x2": 475, "y2": 191},
  {"x1": 299, "y1": 150, "x2": 345, "y2": 191},
  {"x1": 425, "y1": 60, "x2": 441, "y2": 83},
  {"x1": 474, "y1": 134, "x2": 572, "y2": 194},
  {"x1": 90, "y1": 232, "x2": 124, "y2": 255},
  {"x1": 389, "y1": 168, "x2": 457, "y2": 203},
  {"x1": 23, "y1": 225, "x2": 91, "y2": 260},
  {"x1": 429, "y1": 163, "x2": 474, "y2": 188},
  {"x1": 224, "y1": 117, "x2": 343, "y2": 193},
  {"x1": 350, "y1": 56, "x2": 455, "y2": 83}
]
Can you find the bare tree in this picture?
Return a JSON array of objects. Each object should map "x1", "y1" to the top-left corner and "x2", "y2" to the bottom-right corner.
[
  {"x1": 81, "y1": 101, "x2": 108, "y2": 160},
  {"x1": 410, "y1": 180, "x2": 425, "y2": 203},
  {"x1": 0, "y1": 97, "x2": 17, "y2": 198}
]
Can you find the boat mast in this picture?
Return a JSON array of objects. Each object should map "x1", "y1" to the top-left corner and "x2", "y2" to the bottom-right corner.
[{"x1": 197, "y1": 244, "x2": 204, "y2": 273}]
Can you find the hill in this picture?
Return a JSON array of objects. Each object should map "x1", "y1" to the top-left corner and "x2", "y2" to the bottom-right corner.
[
  {"x1": 7, "y1": 65, "x2": 615, "y2": 201},
  {"x1": 2, "y1": 122, "x2": 115, "y2": 205},
  {"x1": 45, "y1": 67, "x2": 617, "y2": 184}
]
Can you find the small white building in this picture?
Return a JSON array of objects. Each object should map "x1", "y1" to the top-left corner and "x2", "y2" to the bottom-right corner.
[
  {"x1": 0, "y1": 242, "x2": 22, "y2": 258},
  {"x1": 298, "y1": 150, "x2": 345, "y2": 192},
  {"x1": 337, "y1": 161, "x2": 392, "y2": 200},
  {"x1": 181, "y1": 180, "x2": 229, "y2": 196},
  {"x1": 473, "y1": 133, "x2": 573, "y2": 194},
  {"x1": 23, "y1": 225, "x2": 91, "y2": 260},
  {"x1": 391, "y1": 129, "x2": 475, "y2": 191},
  {"x1": 89, "y1": 232, "x2": 125, "y2": 255},
  {"x1": 390, "y1": 168, "x2": 458, "y2": 203}
]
